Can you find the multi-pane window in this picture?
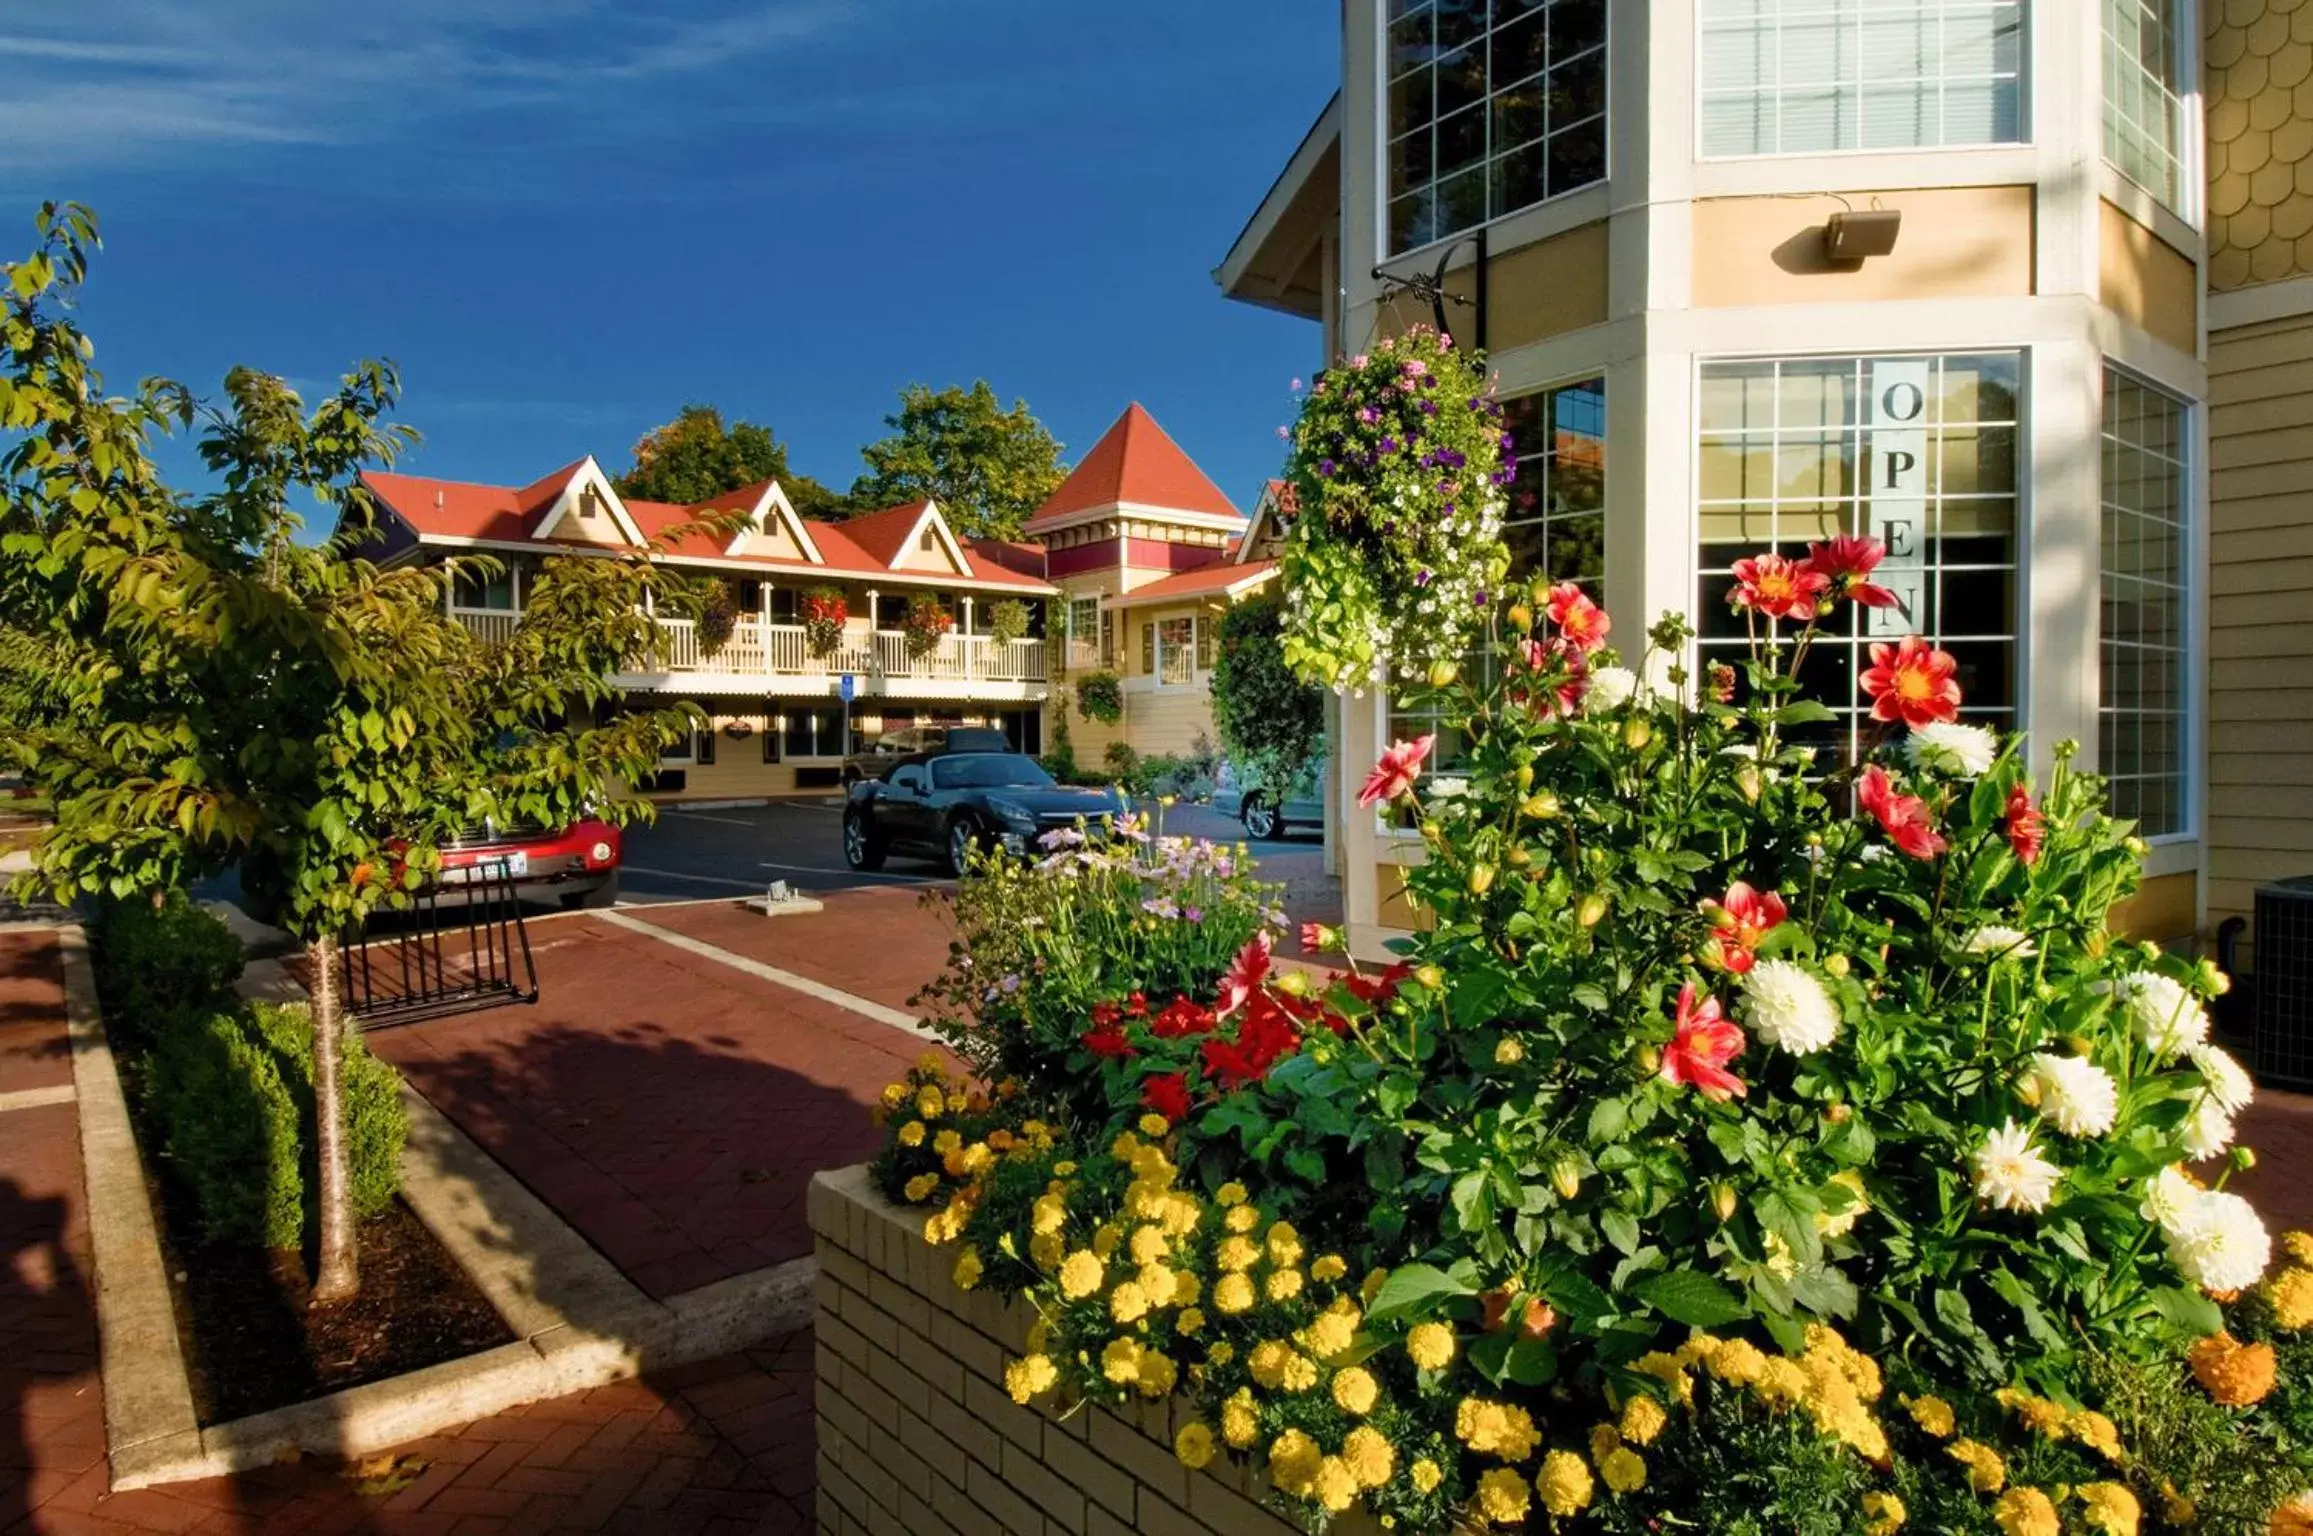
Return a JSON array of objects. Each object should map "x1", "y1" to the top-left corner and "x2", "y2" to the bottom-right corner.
[
  {"x1": 2099, "y1": 370, "x2": 2190, "y2": 838},
  {"x1": 452, "y1": 565, "x2": 516, "y2": 610},
  {"x1": 1695, "y1": 353, "x2": 2021, "y2": 762},
  {"x1": 1498, "y1": 377, "x2": 1606, "y2": 586},
  {"x1": 1385, "y1": 0, "x2": 1608, "y2": 257},
  {"x1": 781, "y1": 706, "x2": 846, "y2": 760},
  {"x1": 1068, "y1": 596, "x2": 1103, "y2": 666},
  {"x1": 1158, "y1": 617, "x2": 1198, "y2": 685},
  {"x1": 1698, "y1": 1, "x2": 2025, "y2": 158},
  {"x1": 2102, "y1": 0, "x2": 2186, "y2": 208}
]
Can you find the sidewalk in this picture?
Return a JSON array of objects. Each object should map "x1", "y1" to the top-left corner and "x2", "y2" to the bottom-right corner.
[{"x1": 0, "y1": 925, "x2": 819, "y2": 1535}]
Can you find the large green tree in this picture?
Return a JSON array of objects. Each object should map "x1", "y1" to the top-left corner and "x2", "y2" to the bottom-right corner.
[
  {"x1": 614, "y1": 403, "x2": 846, "y2": 516},
  {"x1": 848, "y1": 380, "x2": 1065, "y2": 539},
  {"x1": 0, "y1": 205, "x2": 705, "y2": 1302}
]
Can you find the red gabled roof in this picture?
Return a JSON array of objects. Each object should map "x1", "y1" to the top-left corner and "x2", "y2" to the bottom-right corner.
[
  {"x1": 972, "y1": 537, "x2": 1048, "y2": 580},
  {"x1": 1023, "y1": 404, "x2": 1242, "y2": 534},
  {"x1": 1111, "y1": 559, "x2": 1278, "y2": 608},
  {"x1": 839, "y1": 501, "x2": 936, "y2": 566}
]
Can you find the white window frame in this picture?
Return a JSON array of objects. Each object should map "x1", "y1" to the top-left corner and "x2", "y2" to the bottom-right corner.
[
  {"x1": 2095, "y1": 363, "x2": 2196, "y2": 845},
  {"x1": 1155, "y1": 615, "x2": 1199, "y2": 688},
  {"x1": 2100, "y1": 0, "x2": 2196, "y2": 219},
  {"x1": 1693, "y1": 0, "x2": 2032, "y2": 163},
  {"x1": 1376, "y1": 0, "x2": 1613, "y2": 263},
  {"x1": 450, "y1": 562, "x2": 520, "y2": 615}
]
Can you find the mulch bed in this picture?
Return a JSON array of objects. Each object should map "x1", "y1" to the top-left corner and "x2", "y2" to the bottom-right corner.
[{"x1": 149, "y1": 1182, "x2": 515, "y2": 1425}]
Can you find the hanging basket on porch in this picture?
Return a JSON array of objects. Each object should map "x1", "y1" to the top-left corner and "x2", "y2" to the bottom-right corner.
[
  {"x1": 801, "y1": 587, "x2": 848, "y2": 658},
  {"x1": 987, "y1": 598, "x2": 1031, "y2": 646},
  {"x1": 695, "y1": 578, "x2": 739, "y2": 659},
  {"x1": 900, "y1": 594, "x2": 952, "y2": 662}
]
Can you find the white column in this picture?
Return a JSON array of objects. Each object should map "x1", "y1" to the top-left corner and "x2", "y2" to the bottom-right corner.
[{"x1": 2024, "y1": 341, "x2": 2103, "y2": 781}]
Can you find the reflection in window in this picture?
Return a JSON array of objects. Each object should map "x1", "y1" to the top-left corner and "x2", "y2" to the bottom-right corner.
[
  {"x1": 2099, "y1": 370, "x2": 2189, "y2": 838},
  {"x1": 1385, "y1": 0, "x2": 1608, "y2": 256},
  {"x1": 453, "y1": 566, "x2": 516, "y2": 611},
  {"x1": 1698, "y1": 0, "x2": 2025, "y2": 158},
  {"x1": 1695, "y1": 353, "x2": 2021, "y2": 763},
  {"x1": 2103, "y1": 0, "x2": 2185, "y2": 207},
  {"x1": 782, "y1": 705, "x2": 846, "y2": 759},
  {"x1": 1498, "y1": 378, "x2": 1606, "y2": 586}
]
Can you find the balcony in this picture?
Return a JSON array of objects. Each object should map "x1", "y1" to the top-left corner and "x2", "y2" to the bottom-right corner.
[{"x1": 452, "y1": 609, "x2": 1048, "y2": 696}]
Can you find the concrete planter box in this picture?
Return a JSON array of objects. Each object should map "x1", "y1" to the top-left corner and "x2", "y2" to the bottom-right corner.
[{"x1": 809, "y1": 1164, "x2": 1381, "y2": 1536}]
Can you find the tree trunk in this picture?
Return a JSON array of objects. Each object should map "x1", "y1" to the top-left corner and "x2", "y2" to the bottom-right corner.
[{"x1": 307, "y1": 931, "x2": 358, "y2": 1304}]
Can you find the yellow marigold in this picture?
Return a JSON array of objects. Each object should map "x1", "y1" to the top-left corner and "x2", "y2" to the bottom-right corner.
[
  {"x1": 1217, "y1": 1235, "x2": 1261, "y2": 1272},
  {"x1": 1220, "y1": 1392, "x2": 1259, "y2": 1448},
  {"x1": 952, "y1": 1248, "x2": 982, "y2": 1291},
  {"x1": 1111, "y1": 1131, "x2": 1142, "y2": 1158},
  {"x1": 1410, "y1": 1456, "x2": 1443, "y2": 1494},
  {"x1": 1031, "y1": 1195, "x2": 1065, "y2": 1236},
  {"x1": 1311, "y1": 1254, "x2": 1348, "y2": 1284},
  {"x1": 1136, "y1": 1350, "x2": 1177, "y2": 1398},
  {"x1": 1589, "y1": 1423, "x2": 1623, "y2": 1463},
  {"x1": 2286, "y1": 1232, "x2": 2313, "y2": 1268},
  {"x1": 1280, "y1": 1352, "x2": 1318, "y2": 1393},
  {"x1": 944, "y1": 1088, "x2": 968, "y2": 1113},
  {"x1": 880, "y1": 1082, "x2": 908, "y2": 1110},
  {"x1": 1620, "y1": 1393, "x2": 1668, "y2": 1446},
  {"x1": 1993, "y1": 1487, "x2": 2060, "y2": 1536},
  {"x1": 1312, "y1": 1456, "x2": 1359, "y2": 1514},
  {"x1": 1303, "y1": 1309, "x2": 1357, "y2": 1360},
  {"x1": 1902, "y1": 1394, "x2": 1956, "y2": 1439},
  {"x1": 915, "y1": 1086, "x2": 943, "y2": 1120},
  {"x1": 1266, "y1": 1268, "x2": 1305, "y2": 1303},
  {"x1": 1536, "y1": 1449, "x2": 1594, "y2": 1517},
  {"x1": 1058, "y1": 1250, "x2": 1104, "y2": 1300},
  {"x1": 1708, "y1": 1339, "x2": 1768, "y2": 1388},
  {"x1": 1678, "y1": 1333, "x2": 1725, "y2": 1367},
  {"x1": 1092, "y1": 1223, "x2": 1122, "y2": 1260},
  {"x1": 1137, "y1": 1263, "x2": 1179, "y2": 1308},
  {"x1": 1047, "y1": 1154, "x2": 1071, "y2": 1174},
  {"x1": 1342, "y1": 1426, "x2": 1395, "y2": 1489},
  {"x1": 1225, "y1": 1203, "x2": 1261, "y2": 1234},
  {"x1": 1331, "y1": 1365, "x2": 1379, "y2": 1417},
  {"x1": 1406, "y1": 1321, "x2": 1456, "y2": 1372},
  {"x1": 1207, "y1": 1341, "x2": 1234, "y2": 1367},
  {"x1": 1947, "y1": 1440, "x2": 2007, "y2": 1494},
  {"x1": 2080, "y1": 1481, "x2": 2141, "y2": 1536},
  {"x1": 1110, "y1": 1281, "x2": 1151, "y2": 1324},
  {"x1": 1600, "y1": 1447, "x2": 1647, "y2": 1495},
  {"x1": 1129, "y1": 1225, "x2": 1170, "y2": 1266},
  {"x1": 931, "y1": 1128, "x2": 962, "y2": 1157},
  {"x1": 1173, "y1": 1304, "x2": 1205, "y2": 1337},
  {"x1": 1170, "y1": 1270, "x2": 1201, "y2": 1309},
  {"x1": 2271, "y1": 1269, "x2": 2313, "y2": 1331},
  {"x1": 1455, "y1": 1399, "x2": 1539, "y2": 1461},
  {"x1": 1138, "y1": 1112, "x2": 1170, "y2": 1138},
  {"x1": 1995, "y1": 1387, "x2": 2068, "y2": 1438},
  {"x1": 2068, "y1": 1410, "x2": 2122, "y2": 1461},
  {"x1": 1029, "y1": 1231, "x2": 1064, "y2": 1270},
  {"x1": 1174, "y1": 1421, "x2": 1214, "y2": 1470},
  {"x1": 897, "y1": 1120, "x2": 925, "y2": 1147},
  {"x1": 1160, "y1": 1192, "x2": 1202, "y2": 1237},
  {"x1": 1756, "y1": 1358, "x2": 1810, "y2": 1408},
  {"x1": 902, "y1": 1173, "x2": 938, "y2": 1203},
  {"x1": 1248, "y1": 1340, "x2": 1296, "y2": 1389},
  {"x1": 1862, "y1": 1491, "x2": 1906, "y2": 1535},
  {"x1": 1495, "y1": 1037, "x2": 1524, "y2": 1065},
  {"x1": 1214, "y1": 1273, "x2": 1256, "y2": 1314},
  {"x1": 2190, "y1": 1331, "x2": 2279, "y2": 1407},
  {"x1": 2271, "y1": 1493, "x2": 2313, "y2": 1535},
  {"x1": 1004, "y1": 1353, "x2": 1057, "y2": 1403},
  {"x1": 985, "y1": 1127, "x2": 1014, "y2": 1153},
  {"x1": 1216, "y1": 1181, "x2": 1248, "y2": 1207},
  {"x1": 1101, "y1": 1337, "x2": 1142, "y2": 1384},
  {"x1": 1476, "y1": 1466, "x2": 1532, "y2": 1524},
  {"x1": 1267, "y1": 1220, "x2": 1305, "y2": 1267},
  {"x1": 1268, "y1": 1429, "x2": 1322, "y2": 1498}
]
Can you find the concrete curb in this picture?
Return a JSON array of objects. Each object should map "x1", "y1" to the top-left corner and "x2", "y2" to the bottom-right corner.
[{"x1": 79, "y1": 933, "x2": 816, "y2": 1491}]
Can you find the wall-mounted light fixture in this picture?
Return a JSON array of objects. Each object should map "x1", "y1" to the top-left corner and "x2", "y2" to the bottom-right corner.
[{"x1": 1823, "y1": 196, "x2": 1902, "y2": 261}]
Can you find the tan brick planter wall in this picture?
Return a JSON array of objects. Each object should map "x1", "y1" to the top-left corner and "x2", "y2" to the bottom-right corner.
[{"x1": 809, "y1": 1164, "x2": 1375, "y2": 1536}]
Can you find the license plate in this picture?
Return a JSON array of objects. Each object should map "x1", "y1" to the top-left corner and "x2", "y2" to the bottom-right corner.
[{"x1": 446, "y1": 851, "x2": 527, "y2": 884}]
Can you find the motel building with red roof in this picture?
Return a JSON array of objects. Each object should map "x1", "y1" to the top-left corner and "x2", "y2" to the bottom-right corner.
[{"x1": 347, "y1": 403, "x2": 1278, "y2": 801}]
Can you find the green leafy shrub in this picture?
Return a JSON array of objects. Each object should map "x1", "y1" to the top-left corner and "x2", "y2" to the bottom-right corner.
[
  {"x1": 143, "y1": 1000, "x2": 405, "y2": 1249},
  {"x1": 1209, "y1": 595, "x2": 1324, "y2": 800},
  {"x1": 1075, "y1": 671, "x2": 1123, "y2": 724},
  {"x1": 90, "y1": 890, "x2": 244, "y2": 1049},
  {"x1": 987, "y1": 598, "x2": 1032, "y2": 645}
]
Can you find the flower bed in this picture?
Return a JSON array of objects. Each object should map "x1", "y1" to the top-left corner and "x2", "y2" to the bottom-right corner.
[{"x1": 850, "y1": 527, "x2": 2313, "y2": 1534}]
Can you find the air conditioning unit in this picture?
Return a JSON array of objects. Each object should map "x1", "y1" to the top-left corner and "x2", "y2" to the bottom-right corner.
[{"x1": 2253, "y1": 875, "x2": 2313, "y2": 1090}]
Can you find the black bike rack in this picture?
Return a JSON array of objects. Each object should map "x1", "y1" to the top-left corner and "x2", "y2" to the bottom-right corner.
[{"x1": 341, "y1": 859, "x2": 540, "y2": 1030}]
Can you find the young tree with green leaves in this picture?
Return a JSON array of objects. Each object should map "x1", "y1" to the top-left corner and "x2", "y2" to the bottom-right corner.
[
  {"x1": 0, "y1": 204, "x2": 710, "y2": 1302},
  {"x1": 848, "y1": 380, "x2": 1064, "y2": 539},
  {"x1": 615, "y1": 403, "x2": 847, "y2": 516}
]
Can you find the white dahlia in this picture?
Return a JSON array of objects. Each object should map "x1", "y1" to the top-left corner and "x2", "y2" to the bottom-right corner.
[
  {"x1": 1904, "y1": 721, "x2": 1999, "y2": 778},
  {"x1": 2138, "y1": 1165, "x2": 2198, "y2": 1230},
  {"x1": 2022, "y1": 1052, "x2": 2119, "y2": 1138},
  {"x1": 2188, "y1": 1042, "x2": 2255, "y2": 1115},
  {"x1": 1741, "y1": 960, "x2": 1841, "y2": 1055},
  {"x1": 1586, "y1": 665, "x2": 1639, "y2": 711},
  {"x1": 1960, "y1": 925, "x2": 2036, "y2": 962},
  {"x1": 1973, "y1": 1119, "x2": 2063, "y2": 1214},
  {"x1": 2162, "y1": 1188, "x2": 2271, "y2": 1292},
  {"x1": 2114, "y1": 971, "x2": 2209, "y2": 1058},
  {"x1": 2181, "y1": 1094, "x2": 2237, "y2": 1162}
]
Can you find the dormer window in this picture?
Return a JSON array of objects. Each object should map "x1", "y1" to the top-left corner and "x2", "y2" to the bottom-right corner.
[
  {"x1": 579, "y1": 486, "x2": 602, "y2": 520},
  {"x1": 919, "y1": 529, "x2": 938, "y2": 552}
]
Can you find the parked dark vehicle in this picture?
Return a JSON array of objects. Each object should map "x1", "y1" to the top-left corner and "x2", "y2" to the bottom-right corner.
[
  {"x1": 843, "y1": 752, "x2": 1128, "y2": 876},
  {"x1": 841, "y1": 724, "x2": 1009, "y2": 784}
]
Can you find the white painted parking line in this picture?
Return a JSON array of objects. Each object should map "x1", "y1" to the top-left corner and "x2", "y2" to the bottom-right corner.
[
  {"x1": 758, "y1": 859, "x2": 941, "y2": 885},
  {"x1": 620, "y1": 864, "x2": 778, "y2": 891},
  {"x1": 663, "y1": 811, "x2": 759, "y2": 827},
  {"x1": 594, "y1": 909, "x2": 938, "y2": 1041},
  {"x1": 0, "y1": 1084, "x2": 74, "y2": 1114}
]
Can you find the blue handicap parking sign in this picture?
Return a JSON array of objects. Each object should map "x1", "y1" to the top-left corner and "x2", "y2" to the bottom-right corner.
[{"x1": 839, "y1": 673, "x2": 856, "y2": 702}]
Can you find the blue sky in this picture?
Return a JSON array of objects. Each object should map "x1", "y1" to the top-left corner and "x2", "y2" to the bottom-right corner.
[{"x1": 2, "y1": 2, "x2": 1337, "y2": 512}]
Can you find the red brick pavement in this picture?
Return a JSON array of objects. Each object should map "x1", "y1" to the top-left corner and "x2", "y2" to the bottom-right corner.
[
  {"x1": 366, "y1": 910, "x2": 929, "y2": 1299},
  {"x1": 621, "y1": 889, "x2": 954, "y2": 1015}
]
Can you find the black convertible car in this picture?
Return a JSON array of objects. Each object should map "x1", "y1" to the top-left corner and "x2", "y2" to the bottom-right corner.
[{"x1": 841, "y1": 751, "x2": 1128, "y2": 875}]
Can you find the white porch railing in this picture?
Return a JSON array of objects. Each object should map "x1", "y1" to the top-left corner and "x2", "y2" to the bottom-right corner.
[
  {"x1": 633, "y1": 619, "x2": 1045, "y2": 685},
  {"x1": 450, "y1": 609, "x2": 519, "y2": 644}
]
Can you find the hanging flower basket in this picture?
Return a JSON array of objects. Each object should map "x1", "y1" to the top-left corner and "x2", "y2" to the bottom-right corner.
[
  {"x1": 801, "y1": 587, "x2": 848, "y2": 658},
  {"x1": 988, "y1": 598, "x2": 1032, "y2": 647},
  {"x1": 901, "y1": 594, "x2": 953, "y2": 662},
  {"x1": 695, "y1": 578, "x2": 738, "y2": 659},
  {"x1": 1279, "y1": 325, "x2": 1511, "y2": 692}
]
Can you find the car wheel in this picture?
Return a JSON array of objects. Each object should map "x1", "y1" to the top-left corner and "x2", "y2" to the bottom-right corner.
[
  {"x1": 1241, "y1": 794, "x2": 1282, "y2": 840},
  {"x1": 843, "y1": 808, "x2": 887, "y2": 871},
  {"x1": 942, "y1": 815, "x2": 980, "y2": 878}
]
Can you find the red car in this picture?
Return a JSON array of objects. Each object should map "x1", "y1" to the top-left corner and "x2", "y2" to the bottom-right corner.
[{"x1": 437, "y1": 818, "x2": 623, "y2": 910}]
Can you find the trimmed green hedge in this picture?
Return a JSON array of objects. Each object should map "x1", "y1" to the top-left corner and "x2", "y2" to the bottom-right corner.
[
  {"x1": 89, "y1": 890, "x2": 243, "y2": 1050},
  {"x1": 142, "y1": 1001, "x2": 405, "y2": 1250}
]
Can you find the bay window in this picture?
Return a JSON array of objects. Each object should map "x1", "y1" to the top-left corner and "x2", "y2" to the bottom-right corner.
[
  {"x1": 2102, "y1": 0, "x2": 2186, "y2": 208},
  {"x1": 2098, "y1": 369, "x2": 2190, "y2": 838},
  {"x1": 1385, "y1": 0, "x2": 1607, "y2": 256},
  {"x1": 1697, "y1": 0, "x2": 2025, "y2": 158},
  {"x1": 1696, "y1": 353, "x2": 2021, "y2": 761},
  {"x1": 1498, "y1": 377, "x2": 1606, "y2": 586}
]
